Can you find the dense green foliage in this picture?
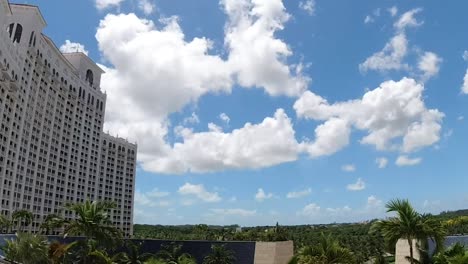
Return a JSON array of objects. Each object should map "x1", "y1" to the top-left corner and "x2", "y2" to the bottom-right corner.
[
  {"x1": 134, "y1": 208, "x2": 468, "y2": 263},
  {"x1": 1, "y1": 200, "x2": 468, "y2": 263}
]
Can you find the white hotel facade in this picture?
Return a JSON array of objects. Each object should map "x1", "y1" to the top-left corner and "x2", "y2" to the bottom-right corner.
[{"x1": 0, "y1": 1, "x2": 137, "y2": 236}]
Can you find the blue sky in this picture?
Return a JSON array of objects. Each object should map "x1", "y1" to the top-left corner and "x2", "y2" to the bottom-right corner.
[{"x1": 24, "y1": 0, "x2": 468, "y2": 226}]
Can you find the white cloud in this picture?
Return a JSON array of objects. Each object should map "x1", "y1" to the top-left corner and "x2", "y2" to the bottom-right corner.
[
  {"x1": 418, "y1": 52, "x2": 442, "y2": 81},
  {"x1": 303, "y1": 118, "x2": 351, "y2": 158},
  {"x1": 295, "y1": 78, "x2": 444, "y2": 155},
  {"x1": 223, "y1": 0, "x2": 310, "y2": 97},
  {"x1": 95, "y1": 0, "x2": 124, "y2": 10},
  {"x1": 359, "y1": 33, "x2": 409, "y2": 72},
  {"x1": 388, "y1": 6, "x2": 398, "y2": 17},
  {"x1": 347, "y1": 178, "x2": 366, "y2": 191},
  {"x1": 178, "y1": 183, "x2": 221, "y2": 202},
  {"x1": 394, "y1": 8, "x2": 423, "y2": 31},
  {"x1": 146, "y1": 188, "x2": 170, "y2": 198},
  {"x1": 183, "y1": 112, "x2": 200, "y2": 125},
  {"x1": 298, "y1": 203, "x2": 321, "y2": 216},
  {"x1": 462, "y1": 69, "x2": 468, "y2": 94},
  {"x1": 360, "y1": 8, "x2": 424, "y2": 73},
  {"x1": 59, "y1": 40, "x2": 88, "y2": 55},
  {"x1": 97, "y1": 0, "x2": 309, "y2": 174},
  {"x1": 395, "y1": 155, "x2": 422, "y2": 166},
  {"x1": 299, "y1": 0, "x2": 315, "y2": 16},
  {"x1": 458, "y1": 116, "x2": 464, "y2": 121},
  {"x1": 255, "y1": 188, "x2": 273, "y2": 202},
  {"x1": 364, "y1": 16, "x2": 373, "y2": 24},
  {"x1": 364, "y1": 8, "x2": 381, "y2": 24},
  {"x1": 138, "y1": 0, "x2": 155, "y2": 15},
  {"x1": 286, "y1": 188, "x2": 312, "y2": 199},
  {"x1": 209, "y1": 208, "x2": 256, "y2": 217},
  {"x1": 376, "y1": 157, "x2": 388, "y2": 169},
  {"x1": 366, "y1": 195, "x2": 383, "y2": 209},
  {"x1": 135, "y1": 190, "x2": 170, "y2": 207},
  {"x1": 219, "y1": 113, "x2": 230, "y2": 124},
  {"x1": 341, "y1": 164, "x2": 356, "y2": 172},
  {"x1": 141, "y1": 109, "x2": 302, "y2": 173},
  {"x1": 463, "y1": 51, "x2": 468, "y2": 61}
]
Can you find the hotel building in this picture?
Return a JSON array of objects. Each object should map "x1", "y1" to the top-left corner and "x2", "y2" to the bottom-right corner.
[{"x1": 0, "y1": 0, "x2": 137, "y2": 236}]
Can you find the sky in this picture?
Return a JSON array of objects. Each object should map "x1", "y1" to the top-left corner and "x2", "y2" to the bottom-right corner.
[{"x1": 21, "y1": 0, "x2": 468, "y2": 226}]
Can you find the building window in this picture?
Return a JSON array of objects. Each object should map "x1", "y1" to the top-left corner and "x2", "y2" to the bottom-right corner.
[
  {"x1": 29, "y1": 31, "x2": 35, "y2": 47},
  {"x1": 85, "y1": 70, "x2": 94, "y2": 86},
  {"x1": 13, "y1": 24, "x2": 23, "y2": 43},
  {"x1": 7, "y1": 23, "x2": 14, "y2": 38}
]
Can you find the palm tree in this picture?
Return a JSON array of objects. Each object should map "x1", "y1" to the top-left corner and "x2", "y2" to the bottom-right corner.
[
  {"x1": 63, "y1": 200, "x2": 122, "y2": 245},
  {"x1": 370, "y1": 199, "x2": 447, "y2": 264},
  {"x1": 2, "y1": 232, "x2": 49, "y2": 264},
  {"x1": 156, "y1": 242, "x2": 197, "y2": 264},
  {"x1": 433, "y1": 243, "x2": 468, "y2": 264},
  {"x1": 41, "y1": 213, "x2": 65, "y2": 235},
  {"x1": 113, "y1": 241, "x2": 154, "y2": 264},
  {"x1": 0, "y1": 214, "x2": 11, "y2": 233},
  {"x1": 203, "y1": 244, "x2": 236, "y2": 264},
  {"x1": 12, "y1": 209, "x2": 34, "y2": 232},
  {"x1": 293, "y1": 233, "x2": 355, "y2": 264}
]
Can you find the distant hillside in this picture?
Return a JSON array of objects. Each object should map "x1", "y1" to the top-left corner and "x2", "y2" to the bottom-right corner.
[{"x1": 133, "y1": 208, "x2": 468, "y2": 262}]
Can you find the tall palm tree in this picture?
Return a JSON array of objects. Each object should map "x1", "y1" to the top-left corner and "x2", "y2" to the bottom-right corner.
[
  {"x1": 293, "y1": 233, "x2": 355, "y2": 264},
  {"x1": 12, "y1": 209, "x2": 33, "y2": 232},
  {"x1": 370, "y1": 199, "x2": 446, "y2": 264},
  {"x1": 63, "y1": 200, "x2": 122, "y2": 245},
  {"x1": 41, "y1": 213, "x2": 65, "y2": 235},
  {"x1": 203, "y1": 244, "x2": 236, "y2": 264}
]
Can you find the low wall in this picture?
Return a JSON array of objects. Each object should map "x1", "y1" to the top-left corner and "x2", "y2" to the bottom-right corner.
[
  {"x1": 0, "y1": 234, "x2": 294, "y2": 264},
  {"x1": 254, "y1": 241, "x2": 294, "y2": 264}
]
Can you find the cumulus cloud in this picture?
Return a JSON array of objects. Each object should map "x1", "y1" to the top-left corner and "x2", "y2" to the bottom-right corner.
[
  {"x1": 183, "y1": 112, "x2": 200, "y2": 125},
  {"x1": 376, "y1": 157, "x2": 388, "y2": 169},
  {"x1": 341, "y1": 164, "x2": 356, "y2": 172},
  {"x1": 462, "y1": 69, "x2": 468, "y2": 94},
  {"x1": 463, "y1": 51, "x2": 468, "y2": 61},
  {"x1": 97, "y1": 0, "x2": 309, "y2": 174},
  {"x1": 299, "y1": 0, "x2": 315, "y2": 16},
  {"x1": 178, "y1": 183, "x2": 221, "y2": 202},
  {"x1": 394, "y1": 8, "x2": 423, "y2": 31},
  {"x1": 388, "y1": 6, "x2": 398, "y2": 17},
  {"x1": 295, "y1": 78, "x2": 444, "y2": 155},
  {"x1": 360, "y1": 8, "x2": 424, "y2": 73},
  {"x1": 418, "y1": 52, "x2": 442, "y2": 81},
  {"x1": 95, "y1": 0, "x2": 124, "y2": 10},
  {"x1": 347, "y1": 178, "x2": 366, "y2": 191},
  {"x1": 395, "y1": 155, "x2": 422, "y2": 166},
  {"x1": 364, "y1": 8, "x2": 381, "y2": 24},
  {"x1": 364, "y1": 16, "x2": 373, "y2": 24},
  {"x1": 286, "y1": 188, "x2": 312, "y2": 199},
  {"x1": 359, "y1": 33, "x2": 409, "y2": 72},
  {"x1": 219, "y1": 113, "x2": 230, "y2": 124},
  {"x1": 366, "y1": 195, "x2": 383, "y2": 209},
  {"x1": 304, "y1": 118, "x2": 351, "y2": 158},
  {"x1": 298, "y1": 203, "x2": 321, "y2": 216},
  {"x1": 141, "y1": 109, "x2": 301, "y2": 173},
  {"x1": 138, "y1": 0, "x2": 155, "y2": 15},
  {"x1": 135, "y1": 190, "x2": 170, "y2": 207},
  {"x1": 59, "y1": 40, "x2": 88, "y2": 55},
  {"x1": 255, "y1": 188, "x2": 273, "y2": 202}
]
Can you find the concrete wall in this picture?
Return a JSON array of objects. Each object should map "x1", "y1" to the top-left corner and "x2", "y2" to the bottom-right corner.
[
  {"x1": 254, "y1": 241, "x2": 294, "y2": 264},
  {"x1": 395, "y1": 239, "x2": 421, "y2": 264}
]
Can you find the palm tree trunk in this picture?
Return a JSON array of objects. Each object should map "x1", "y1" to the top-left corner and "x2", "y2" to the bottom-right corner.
[{"x1": 408, "y1": 238, "x2": 414, "y2": 264}]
